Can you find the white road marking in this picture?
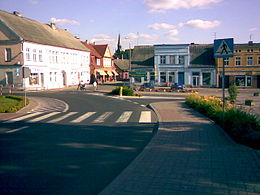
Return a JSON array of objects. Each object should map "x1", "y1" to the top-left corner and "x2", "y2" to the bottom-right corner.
[
  {"x1": 92, "y1": 112, "x2": 113, "y2": 123},
  {"x1": 139, "y1": 111, "x2": 151, "y2": 123},
  {"x1": 47, "y1": 112, "x2": 77, "y2": 123},
  {"x1": 28, "y1": 112, "x2": 60, "y2": 122},
  {"x1": 116, "y1": 111, "x2": 133, "y2": 123},
  {"x1": 6, "y1": 126, "x2": 29, "y2": 133},
  {"x1": 3, "y1": 112, "x2": 43, "y2": 123},
  {"x1": 70, "y1": 112, "x2": 96, "y2": 123}
]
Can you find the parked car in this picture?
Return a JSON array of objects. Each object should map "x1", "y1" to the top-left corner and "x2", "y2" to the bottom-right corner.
[
  {"x1": 140, "y1": 82, "x2": 155, "y2": 89},
  {"x1": 171, "y1": 83, "x2": 185, "y2": 90}
]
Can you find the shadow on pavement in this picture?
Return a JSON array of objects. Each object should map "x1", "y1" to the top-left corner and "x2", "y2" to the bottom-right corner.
[{"x1": 0, "y1": 122, "x2": 157, "y2": 195}]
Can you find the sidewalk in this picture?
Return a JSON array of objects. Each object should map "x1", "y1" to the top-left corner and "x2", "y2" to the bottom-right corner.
[{"x1": 99, "y1": 101, "x2": 260, "y2": 195}]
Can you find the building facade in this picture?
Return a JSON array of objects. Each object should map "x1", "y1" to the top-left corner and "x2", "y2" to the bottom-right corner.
[
  {"x1": 154, "y1": 44, "x2": 216, "y2": 87},
  {"x1": 216, "y1": 41, "x2": 260, "y2": 88},
  {"x1": 0, "y1": 10, "x2": 90, "y2": 90}
]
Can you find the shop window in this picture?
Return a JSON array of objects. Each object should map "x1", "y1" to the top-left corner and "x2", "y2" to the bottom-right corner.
[
  {"x1": 160, "y1": 72, "x2": 166, "y2": 82},
  {"x1": 235, "y1": 76, "x2": 252, "y2": 87},
  {"x1": 29, "y1": 73, "x2": 39, "y2": 85},
  {"x1": 169, "y1": 72, "x2": 175, "y2": 83},
  {"x1": 202, "y1": 73, "x2": 211, "y2": 86},
  {"x1": 150, "y1": 72, "x2": 155, "y2": 81},
  {"x1": 192, "y1": 72, "x2": 200, "y2": 86}
]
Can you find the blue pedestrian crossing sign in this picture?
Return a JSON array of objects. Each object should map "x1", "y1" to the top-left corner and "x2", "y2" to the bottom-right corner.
[{"x1": 214, "y1": 38, "x2": 234, "y2": 58}]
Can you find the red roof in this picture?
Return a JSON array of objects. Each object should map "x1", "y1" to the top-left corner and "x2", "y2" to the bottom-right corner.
[
  {"x1": 81, "y1": 42, "x2": 102, "y2": 58},
  {"x1": 93, "y1": 44, "x2": 109, "y2": 57}
]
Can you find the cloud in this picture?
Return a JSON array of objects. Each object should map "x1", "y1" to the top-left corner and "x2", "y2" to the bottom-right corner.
[
  {"x1": 29, "y1": 0, "x2": 39, "y2": 4},
  {"x1": 125, "y1": 33, "x2": 157, "y2": 40},
  {"x1": 50, "y1": 17, "x2": 80, "y2": 26},
  {"x1": 144, "y1": 0, "x2": 222, "y2": 13},
  {"x1": 165, "y1": 29, "x2": 179, "y2": 41},
  {"x1": 148, "y1": 23, "x2": 176, "y2": 30},
  {"x1": 90, "y1": 34, "x2": 115, "y2": 43},
  {"x1": 179, "y1": 19, "x2": 221, "y2": 29},
  {"x1": 249, "y1": 27, "x2": 257, "y2": 32}
]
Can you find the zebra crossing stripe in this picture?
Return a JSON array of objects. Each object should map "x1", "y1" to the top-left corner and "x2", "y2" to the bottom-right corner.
[
  {"x1": 70, "y1": 112, "x2": 96, "y2": 123},
  {"x1": 47, "y1": 112, "x2": 77, "y2": 123},
  {"x1": 116, "y1": 111, "x2": 133, "y2": 123},
  {"x1": 28, "y1": 112, "x2": 60, "y2": 122},
  {"x1": 92, "y1": 112, "x2": 113, "y2": 123},
  {"x1": 3, "y1": 112, "x2": 43, "y2": 123},
  {"x1": 139, "y1": 111, "x2": 151, "y2": 123}
]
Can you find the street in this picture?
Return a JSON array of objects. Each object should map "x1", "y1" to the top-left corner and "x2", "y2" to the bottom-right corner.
[{"x1": 0, "y1": 90, "x2": 158, "y2": 195}]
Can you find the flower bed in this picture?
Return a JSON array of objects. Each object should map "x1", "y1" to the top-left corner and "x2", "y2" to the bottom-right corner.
[{"x1": 186, "y1": 93, "x2": 260, "y2": 149}]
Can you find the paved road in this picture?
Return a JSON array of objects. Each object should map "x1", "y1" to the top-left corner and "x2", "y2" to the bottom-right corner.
[{"x1": 0, "y1": 90, "x2": 158, "y2": 195}]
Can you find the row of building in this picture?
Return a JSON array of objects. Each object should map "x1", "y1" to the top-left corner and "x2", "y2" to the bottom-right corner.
[
  {"x1": 1, "y1": 10, "x2": 260, "y2": 90},
  {"x1": 114, "y1": 42, "x2": 260, "y2": 88},
  {"x1": 0, "y1": 10, "x2": 117, "y2": 90}
]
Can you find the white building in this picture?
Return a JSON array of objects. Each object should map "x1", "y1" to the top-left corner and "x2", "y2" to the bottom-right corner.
[{"x1": 0, "y1": 10, "x2": 90, "y2": 90}]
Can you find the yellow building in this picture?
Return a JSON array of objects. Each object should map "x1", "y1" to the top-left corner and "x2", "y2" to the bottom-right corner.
[{"x1": 216, "y1": 41, "x2": 260, "y2": 88}]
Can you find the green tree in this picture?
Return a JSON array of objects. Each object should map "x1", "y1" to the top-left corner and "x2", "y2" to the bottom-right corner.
[{"x1": 228, "y1": 85, "x2": 239, "y2": 103}]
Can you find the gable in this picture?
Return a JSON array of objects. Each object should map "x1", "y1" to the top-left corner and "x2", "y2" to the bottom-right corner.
[{"x1": 104, "y1": 47, "x2": 112, "y2": 58}]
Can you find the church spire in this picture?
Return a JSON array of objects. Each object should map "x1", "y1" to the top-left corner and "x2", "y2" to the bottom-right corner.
[{"x1": 116, "y1": 34, "x2": 122, "y2": 53}]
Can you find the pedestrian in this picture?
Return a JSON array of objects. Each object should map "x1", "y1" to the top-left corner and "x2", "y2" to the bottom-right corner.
[
  {"x1": 77, "y1": 80, "x2": 83, "y2": 90},
  {"x1": 93, "y1": 80, "x2": 97, "y2": 90}
]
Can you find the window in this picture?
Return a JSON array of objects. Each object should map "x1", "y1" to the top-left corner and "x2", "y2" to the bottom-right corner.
[
  {"x1": 50, "y1": 72, "x2": 52, "y2": 82},
  {"x1": 235, "y1": 57, "x2": 241, "y2": 65},
  {"x1": 235, "y1": 76, "x2": 252, "y2": 87},
  {"x1": 179, "y1": 56, "x2": 185, "y2": 65},
  {"x1": 39, "y1": 50, "x2": 43, "y2": 62},
  {"x1": 5, "y1": 48, "x2": 12, "y2": 62},
  {"x1": 160, "y1": 56, "x2": 166, "y2": 64},
  {"x1": 160, "y1": 72, "x2": 166, "y2": 82},
  {"x1": 26, "y1": 48, "x2": 30, "y2": 61},
  {"x1": 223, "y1": 58, "x2": 229, "y2": 66},
  {"x1": 33, "y1": 49, "x2": 37, "y2": 62},
  {"x1": 247, "y1": 49, "x2": 253, "y2": 52},
  {"x1": 247, "y1": 57, "x2": 253, "y2": 65},
  {"x1": 258, "y1": 57, "x2": 260, "y2": 65},
  {"x1": 202, "y1": 73, "x2": 211, "y2": 86},
  {"x1": 169, "y1": 56, "x2": 175, "y2": 64},
  {"x1": 97, "y1": 59, "x2": 101, "y2": 66},
  {"x1": 55, "y1": 52, "x2": 58, "y2": 63},
  {"x1": 235, "y1": 50, "x2": 241, "y2": 53},
  {"x1": 52, "y1": 51, "x2": 55, "y2": 64},
  {"x1": 29, "y1": 73, "x2": 39, "y2": 85},
  {"x1": 169, "y1": 72, "x2": 175, "y2": 83}
]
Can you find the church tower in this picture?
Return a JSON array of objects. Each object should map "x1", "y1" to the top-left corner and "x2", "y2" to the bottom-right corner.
[{"x1": 116, "y1": 34, "x2": 122, "y2": 53}]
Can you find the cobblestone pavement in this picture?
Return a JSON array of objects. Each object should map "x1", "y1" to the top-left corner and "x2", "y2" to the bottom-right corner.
[{"x1": 99, "y1": 101, "x2": 260, "y2": 195}]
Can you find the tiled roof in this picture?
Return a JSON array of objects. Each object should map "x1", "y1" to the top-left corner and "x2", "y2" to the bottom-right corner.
[
  {"x1": 93, "y1": 44, "x2": 108, "y2": 57},
  {"x1": 114, "y1": 59, "x2": 129, "y2": 71},
  {"x1": 131, "y1": 45, "x2": 154, "y2": 68},
  {"x1": 189, "y1": 44, "x2": 215, "y2": 66},
  {"x1": 0, "y1": 10, "x2": 88, "y2": 51},
  {"x1": 81, "y1": 42, "x2": 102, "y2": 58}
]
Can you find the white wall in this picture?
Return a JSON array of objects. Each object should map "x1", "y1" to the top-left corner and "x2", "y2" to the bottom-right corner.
[{"x1": 22, "y1": 42, "x2": 90, "y2": 90}]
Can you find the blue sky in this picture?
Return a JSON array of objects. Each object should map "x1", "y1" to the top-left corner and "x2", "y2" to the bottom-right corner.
[{"x1": 1, "y1": 0, "x2": 259, "y2": 52}]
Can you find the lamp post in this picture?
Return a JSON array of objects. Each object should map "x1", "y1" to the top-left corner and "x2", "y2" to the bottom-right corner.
[{"x1": 125, "y1": 36, "x2": 133, "y2": 88}]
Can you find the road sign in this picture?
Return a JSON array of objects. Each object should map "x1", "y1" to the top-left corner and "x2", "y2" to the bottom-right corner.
[
  {"x1": 214, "y1": 38, "x2": 234, "y2": 58},
  {"x1": 129, "y1": 71, "x2": 146, "y2": 77}
]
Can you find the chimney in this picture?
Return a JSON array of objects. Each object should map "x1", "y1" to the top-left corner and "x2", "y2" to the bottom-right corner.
[{"x1": 13, "y1": 11, "x2": 22, "y2": 17}]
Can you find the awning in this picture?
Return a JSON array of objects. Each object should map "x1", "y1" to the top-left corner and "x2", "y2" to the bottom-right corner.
[
  {"x1": 112, "y1": 70, "x2": 119, "y2": 76},
  {"x1": 106, "y1": 71, "x2": 113, "y2": 76},
  {"x1": 96, "y1": 70, "x2": 107, "y2": 76}
]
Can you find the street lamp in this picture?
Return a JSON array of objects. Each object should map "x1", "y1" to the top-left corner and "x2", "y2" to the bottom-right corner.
[{"x1": 125, "y1": 36, "x2": 133, "y2": 87}]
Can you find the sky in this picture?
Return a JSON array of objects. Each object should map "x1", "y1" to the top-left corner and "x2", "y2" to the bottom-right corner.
[{"x1": 1, "y1": 0, "x2": 260, "y2": 52}]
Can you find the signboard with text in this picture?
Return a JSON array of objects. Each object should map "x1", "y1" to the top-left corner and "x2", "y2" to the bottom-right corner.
[{"x1": 129, "y1": 71, "x2": 146, "y2": 77}]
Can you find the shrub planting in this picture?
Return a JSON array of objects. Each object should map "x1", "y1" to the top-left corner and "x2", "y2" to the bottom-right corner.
[
  {"x1": 0, "y1": 95, "x2": 29, "y2": 113},
  {"x1": 109, "y1": 87, "x2": 134, "y2": 96},
  {"x1": 186, "y1": 93, "x2": 260, "y2": 149}
]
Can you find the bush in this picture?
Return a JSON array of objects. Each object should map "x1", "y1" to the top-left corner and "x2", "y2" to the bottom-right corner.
[
  {"x1": 186, "y1": 93, "x2": 260, "y2": 149},
  {"x1": 228, "y1": 85, "x2": 239, "y2": 103},
  {"x1": 0, "y1": 95, "x2": 29, "y2": 113},
  {"x1": 109, "y1": 87, "x2": 134, "y2": 96}
]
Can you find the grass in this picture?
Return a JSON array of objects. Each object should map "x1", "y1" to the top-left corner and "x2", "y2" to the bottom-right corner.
[{"x1": 0, "y1": 95, "x2": 28, "y2": 113}]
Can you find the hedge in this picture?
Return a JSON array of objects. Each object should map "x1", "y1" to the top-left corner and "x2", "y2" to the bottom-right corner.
[{"x1": 0, "y1": 95, "x2": 29, "y2": 113}]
